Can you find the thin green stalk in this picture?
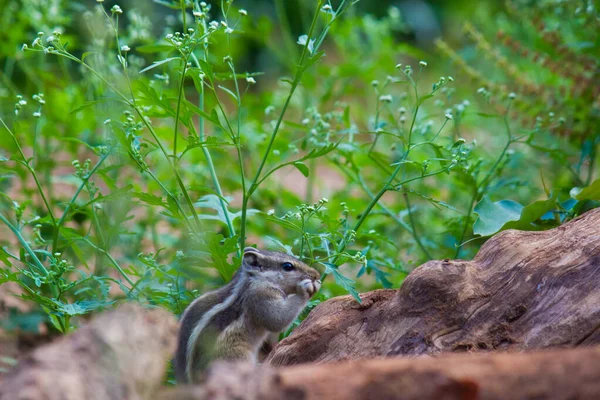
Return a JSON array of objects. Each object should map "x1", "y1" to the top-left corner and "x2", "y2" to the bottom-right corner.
[
  {"x1": 51, "y1": 150, "x2": 111, "y2": 252},
  {"x1": 455, "y1": 108, "x2": 513, "y2": 258},
  {"x1": 1, "y1": 118, "x2": 56, "y2": 225},
  {"x1": 0, "y1": 212, "x2": 59, "y2": 299},
  {"x1": 187, "y1": 40, "x2": 237, "y2": 242},
  {"x1": 336, "y1": 161, "x2": 413, "y2": 233},
  {"x1": 80, "y1": 237, "x2": 135, "y2": 290},
  {"x1": 403, "y1": 191, "x2": 432, "y2": 260},
  {"x1": 180, "y1": 0, "x2": 187, "y2": 31},
  {"x1": 239, "y1": 1, "x2": 325, "y2": 249},
  {"x1": 173, "y1": 57, "x2": 189, "y2": 157}
]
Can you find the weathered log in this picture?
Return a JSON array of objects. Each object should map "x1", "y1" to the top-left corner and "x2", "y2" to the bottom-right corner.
[
  {"x1": 155, "y1": 346, "x2": 600, "y2": 400},
  {"x1": 0, "y1": 303, "x2": 177, "y2": 400},
  {"x1": 268, "y1": 207, "x2": 600, "y2": 366}
]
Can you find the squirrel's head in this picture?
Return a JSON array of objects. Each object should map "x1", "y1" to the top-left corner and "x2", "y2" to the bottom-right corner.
[{"x1": 242, "y1": 247, "x2": 320, "y2": 295}]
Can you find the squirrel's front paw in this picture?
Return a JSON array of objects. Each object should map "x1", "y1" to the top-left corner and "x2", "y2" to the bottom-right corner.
[{"x1": 297, "y1": 279, "x2": 321, "y2": 298}]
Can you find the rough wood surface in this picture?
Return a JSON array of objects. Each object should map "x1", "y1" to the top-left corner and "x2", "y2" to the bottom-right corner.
[
  {"x1": 268, "y1": 208, "x2": 600, "y2": 366},
  {"x1": 0, "y1": 303, "x2": 177, "y2": 400},
  {"x1": 155, "y1": 346, "x2": 600, "y2": 400}
]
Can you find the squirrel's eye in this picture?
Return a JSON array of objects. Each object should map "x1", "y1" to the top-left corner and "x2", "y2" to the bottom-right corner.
[{"x1": 281, "y1": 262, "x2": 294, "y2": 271}]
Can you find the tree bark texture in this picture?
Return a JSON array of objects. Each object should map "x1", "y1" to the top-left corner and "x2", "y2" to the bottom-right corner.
[
  {"x1": 156, "y1": 346, "x2": 600, "y2": 400},
  {"x1": 268, "y1": 208, "x2": 600, "y2": 366}
]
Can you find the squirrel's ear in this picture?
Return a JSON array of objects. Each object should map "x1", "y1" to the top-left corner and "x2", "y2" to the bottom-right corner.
[
  {"x1": 243, "y1": 246, "x2": 259, "y2": 254},
  {"x1": 242, "y1": 248, "x2": 262, "y2": 271}
]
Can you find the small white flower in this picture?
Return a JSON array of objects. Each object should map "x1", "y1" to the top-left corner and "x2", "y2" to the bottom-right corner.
[
  {"x1": 395, "y1": 63, "x2": 402, "y2": 69},
  {"x1": 120, "y1": 45, "x2": 130, "y2": 52},
  {"x1": 239, "y1": 9, "x2": 247, "y2": 16},
  {"x1": 419, "y1": 60, "x2": 428, "y2": 67},
  {"x1": 111, "y1": 5, "x2": 123, "y2": 14},
  {"x1": 193, "y1": 11, "x2": 203, "y2": 18},
  {"x1": 445, "y1": 113, "x2": 453, "y2": 120},
  {"x1": 379, "y1": 94, "x2": 393, "y2": 103},
  {"x1": 267, "y1": 209, "x2": 275, "y2": 216},
  {"x1": 301, "y1": 118, "x2": 310, "y2": 125},
  {"x1": 225, "y1": 27, "x2": 234, "y2": 34},
  {"x1": 97, "y1": 0, "x2": 104, "y2": 3},
  {"x1": 508, "y1": 92, "x2": 516, "y2": 99},
  {"x1": 246, "y1": 76, "x2": 256, "y2": 84},
  {"x1": 33, "y1": 111, "x2": 41, "y2": 118}
]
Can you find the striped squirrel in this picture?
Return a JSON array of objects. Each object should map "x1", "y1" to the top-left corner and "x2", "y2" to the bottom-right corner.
[{"x1": 173, "y1": 247, "x2": 321, "y2": 383}]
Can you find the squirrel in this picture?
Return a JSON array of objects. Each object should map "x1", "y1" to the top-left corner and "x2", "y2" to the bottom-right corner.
[{"x1": 173, "y1": 246, "x2": 321, "y2": 383}]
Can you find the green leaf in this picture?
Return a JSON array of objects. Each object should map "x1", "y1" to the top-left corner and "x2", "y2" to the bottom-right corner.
[
  {"x1": 136, "y1": 44, "x2": 175, "y2": 53},
  {"x1": 140, "y1": 57, "x2": 181, "y2": 74},
  {"x1": 213, "y1": 72, "x2": 264, "y2": 81},
  {"x1": 473, "y1": 194, "x2": 558, "y2": 236},
  {"x1": 320, "y1": 262, "x2": 361, "y2": 303},
  {"x1": 473, "y1": 198, "x2": 522, "y2": 236},
  {"x1": 182, "y1": 100, "x2": 223, "y2": 127},
  {"x1": 570, "y1": 178, "x2": 600, "y2": 201},
  {"x1": 133, "y1": 192, "x2": 167, "y2": 208},
  {"x1": 264, "y1": 215, "x2": 303, "y2": 234},
  {"x1": 293, "y1": 162, "x2": 309, "y2": 177},
  {"x1": 196, "y1": 232, "x2": 239, "y2": 281},
  {"x1": 70, "y1": 98, "x2": 121, "y2": 114},
  {"x1": 81, "y1": 52, "x2": 96, "y2": 63},
  {"x1": 218, "y1": 85, "x2": 239, "y2": 102},
  {"x1": 51, "y1": 299, "x2": 115, "y2": 316},
  {"x1": 416, "y1": 94, "x2": 434, "y2": 107},
  {"x1": 198, "y1": 59, "x2": 214, "y2": 80},
  {"x1": 194, "y1": 194, "x2": 259, "y2": 226},
  {"x1": 476, "y1": 112, "x2": 500, "y2": 118},
  {"x1": 264, "y1": 236, "x2": 294, "y2": 255}
]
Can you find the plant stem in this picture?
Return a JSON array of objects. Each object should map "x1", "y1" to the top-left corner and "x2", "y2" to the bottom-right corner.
[
  {"x1": 403, "y1": 191, "x2": 432, "y2": 260},
  {"x1": 51, "y1": 150, "x2": 111, "y2": 252},
  {"x1": 239, "y1": 0, "x2": 326, "y2": 250},
  {"x1": 1, "y1": 118, "x2": 57, "y2": 225},
  {"x1": 455, "y1": 108, "x2": 513, "y2": 258},
  {"x1": 173, "y1": 58, "x2": 189, "y2": 158}
]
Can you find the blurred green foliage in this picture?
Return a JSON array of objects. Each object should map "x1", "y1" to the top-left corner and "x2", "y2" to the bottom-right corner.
[{"x1": 0, "y1": 0, "x2": 597, "y2": 344}]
